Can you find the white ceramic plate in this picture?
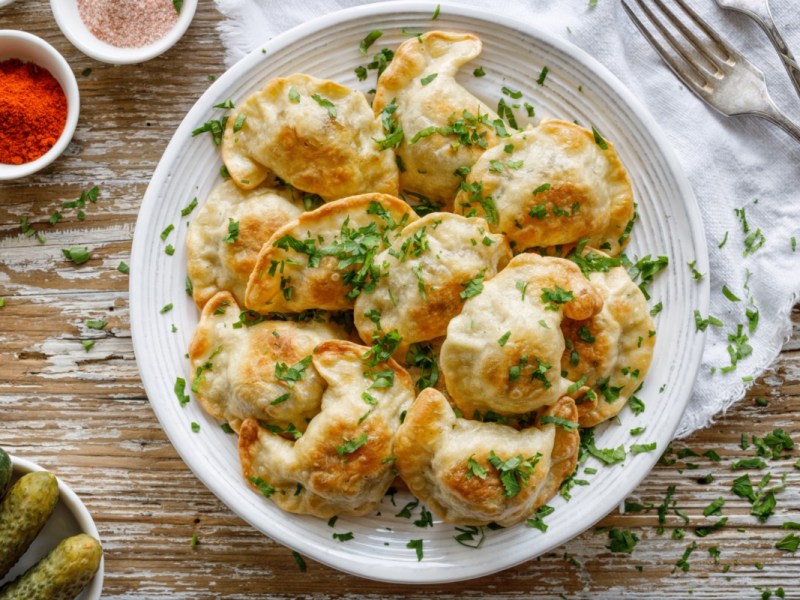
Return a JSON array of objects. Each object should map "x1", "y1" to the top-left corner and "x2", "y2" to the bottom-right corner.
[
  {"x1": 130, "y1": 1, "x2": 708, "y2": 584},
  {"x1": 0, "y1": 456, "x2": 103, "y2": 599}
]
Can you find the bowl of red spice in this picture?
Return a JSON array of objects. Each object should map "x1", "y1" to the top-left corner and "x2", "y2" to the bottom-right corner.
[
  {"x1": 0, "y1": 30, "x2": 79, "y2": 180},
  {"x1": 51, "y1": 0, "x2": 197, "y2": 65}
]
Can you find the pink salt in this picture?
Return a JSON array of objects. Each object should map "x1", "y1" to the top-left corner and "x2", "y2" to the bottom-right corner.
[{"x1": 77, "y1": 0, "x2": 180, "y2": 49}]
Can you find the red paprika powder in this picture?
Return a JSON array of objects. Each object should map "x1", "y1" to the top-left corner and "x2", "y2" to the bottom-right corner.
[{"x1": 0, "y1": 59, "x2": 68, "y2": 165}]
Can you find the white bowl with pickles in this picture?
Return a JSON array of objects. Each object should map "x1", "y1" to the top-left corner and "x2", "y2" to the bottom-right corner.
[{"x1": 0, "y1": 453, "x2": 103, "y2": 600}]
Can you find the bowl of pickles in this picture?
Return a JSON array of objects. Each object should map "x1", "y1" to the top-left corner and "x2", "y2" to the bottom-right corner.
[{"x1": 0, "y1": 447, "x2": 103, "y2": 600}]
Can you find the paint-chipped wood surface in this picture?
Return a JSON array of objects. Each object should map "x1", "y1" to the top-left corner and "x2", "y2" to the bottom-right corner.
[{"x1": 1, "y1": 2, "x2": 799, "y2": 598}]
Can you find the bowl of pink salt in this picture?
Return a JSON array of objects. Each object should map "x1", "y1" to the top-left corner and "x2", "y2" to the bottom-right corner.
[{"x1": 51, "y1": 0, "x2": 197, "y2": 65}]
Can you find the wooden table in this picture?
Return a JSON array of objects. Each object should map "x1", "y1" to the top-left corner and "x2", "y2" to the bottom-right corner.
[{"x1": 2, "y1": 2, "x2": 799, "y2": 598}]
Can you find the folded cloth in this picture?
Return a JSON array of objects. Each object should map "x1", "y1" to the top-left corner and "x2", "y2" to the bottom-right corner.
[{"x1": 213, "y1": 0, "x2": 800, "y2": 438}]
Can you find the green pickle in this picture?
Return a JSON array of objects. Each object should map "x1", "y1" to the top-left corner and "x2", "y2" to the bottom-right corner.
[
  {"x1": 0, "y1": 471, "x2": 59, "y2": 578},
  {"x1": 0, "y1": 448, "x2": 11, "y2": 498},
  {"x1": 0, "y1": 533, "x2": 102, "y2": 600}
]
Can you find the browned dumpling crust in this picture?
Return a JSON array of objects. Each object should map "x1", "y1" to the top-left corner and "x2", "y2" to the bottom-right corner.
[
  {"x1": 374, "y1": 31, "x2": 504, "y2": 211},
  {"x1": 395, "y1": 388, "x2": 579, "y2": 526},
  {"x1": 188, "y1": 292, "x2": 346, "y2": 432},
  {"x1": 440, "y1": 253, "x2": 603, "y2": 417},
  {"x1": 353, "y1": 213, "x2": 512, "y2": 357},
  {"x1": 455, "y1": 120, "x2": 634, "y2": 255},
  {"x1": 221, "y1": 73, "x2": 399, "y2": 198},
  {"x1": 560, "y1": 251, "x2": 655, "y2": 427},
  {"x1": 245, "y1": 193, "x2": 418, "y2": 313},
  {"x1": 238, "y1": 340, "x2": 415, "y2": 518},
  {"x1": 186, "y1": 180, "x2": 304, "y2": 309}
]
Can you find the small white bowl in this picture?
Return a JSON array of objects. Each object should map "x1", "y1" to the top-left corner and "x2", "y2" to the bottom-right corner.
[
  {"x1": 0, "y1": 456, "x2": 104, "y2": 600},
  {"x1": 0, "y1": 30, "x2": 80, "y2": 181},
  {"x1": 51, "y1": 0, "x2": 197, "y2": 65}
]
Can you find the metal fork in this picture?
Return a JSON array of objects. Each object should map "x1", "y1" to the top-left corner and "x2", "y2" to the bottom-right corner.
[{"x1": 621, "y1": 0, "x2": 800, "y2": 143}]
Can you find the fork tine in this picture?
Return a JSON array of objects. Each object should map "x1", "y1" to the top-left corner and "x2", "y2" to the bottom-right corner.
[
  {"x1": 651, "y1": 0, "x2": 725, "y2": 73},
  {"x1": 672, "y1": 0, "x2": 734, "y2": 63},
  {"x1": 621, "y1": 0, "x2": 709, "y2": 89}
]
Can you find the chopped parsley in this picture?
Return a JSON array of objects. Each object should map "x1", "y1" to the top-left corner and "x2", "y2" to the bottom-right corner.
[
  {"x1": 62, "y1": 246, "x2": 91, "y2": 265},
  {"x1": 540, "y1": 286, "x2": 574, "y2": 309},
  {"x1": 336, "y1": 433, "x2": 368, "y2": 456},
  {"x1": 473, "y1": 66, "x2": 485, "y2": 77},
  {"x1": 405, "y1": 343, "x2": 439, "y2": 392},
  {"x1": 311, "y1": 94, "x2": 337, "y2": 119},
  {"x1": 526, "y1": 505, "x2": 555, "y2": 532},
  {"x1": 358, "y1": 30, "x2": 383, "y2": 55},
  {"x1": 420, "y1": 73, "x2": 438, "y2": 86},
  {"x1": 537, "y1": 66, "x2": 549, "y2": 85},
  {"x1": 607, "y1": 528, "x2": 638, "y2": 553},
  {"x1": 487, "y1": 450, "x2": 541, "y2": 497},
  {"x1": 174, "y1": 377, "x2": 190, "y2": 406},
  {"x1": 332, "y1": 532, "x2": 354, "y2": 542},
  {"x1": 407, "y1": 538, "x2": 423, "y2": 561},
  {"x1": 275, "y1": 356, "x2": 312, "y2": 387},
  {"x1": 541, "y1": 415, "x2": 579, "y2": 431},
  {"x1": 232, "y1": 113, "x2": 246, "y2": 133},
  {"x1": 592, "y1": 126, "x2": 609, "y2": 150},
  {"x1": 460, "y1": 269, "x2": 486, "y2": 300},
  {"x1": 498, "y1": 331, "x2": 511, "y2": 346}
]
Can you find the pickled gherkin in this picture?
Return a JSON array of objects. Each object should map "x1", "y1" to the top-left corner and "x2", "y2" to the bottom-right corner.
[
  {"x1": 0, "y1": 533, "x2": 102, "y2": 600},
  {"x1": 0, "y1": 471, "x2": 58, "y2": 578},
  {"x1": 0, "y1": 448, "x2": 10, "y2": 498}
]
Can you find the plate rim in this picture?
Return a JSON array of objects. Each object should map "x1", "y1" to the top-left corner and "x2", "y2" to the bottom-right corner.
[{"x1": 130, "y1": 0, "x2": 709, "y2": 584}]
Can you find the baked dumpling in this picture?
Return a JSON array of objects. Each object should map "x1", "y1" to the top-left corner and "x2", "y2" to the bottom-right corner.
[
  {"x1": 221, "y1": 73, "x2": 399, "y2": 198},
  {"x1": 395, "y1": 388, "x2": 579, "y2": 526},
  {"x1": 440, "y1": 253, "x2": 603, "y2": 416},
  {"x1": 455, "y1": 120, "x2": 634, "y2": 255},
  {"x1": 354, "y1": 213, "x2": 511, "y2": 356},
  {"x1": 186, "y1": 180, "x2": 304, "y2": 309},
  {"x1": 374, "y1": 31, "x2": 504, "y2": 211},
  {"x1": 560, "y1": 251, "x2": 655, "y2": 426},
  {"x1": 238, "y1": 340, "x2": 415, "y2": 518},
  {"x1": 188, "y1": 292, "x2": 346, "y2": 432},
  {"x1": 245, "y1": 193, "x2": 418, "y2": 313}
]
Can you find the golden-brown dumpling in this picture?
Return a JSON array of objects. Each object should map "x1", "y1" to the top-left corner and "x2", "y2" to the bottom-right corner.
[
  {"x1": 395, "y1": 388, "x2": 579, "y2": 526},
  {"x1": 455, "y1": 120, "x2": 634, "y2": 255},
  {"x1": 440, "y1": 253, "x2": 603, "y2": 417},
  {"x1": 188, "y1": 292, "x2": 346, "y2": 432},
  {"x1": 186, "y1": 180, "x2": 304, "y2": 309},
  {"x1": 238, "y1": 339, "x2": 415, "y2": 518},
  {"x1": 374, "y1": 31, "x2": 504, "y2": 211},
  {"x1": 245, "y1": 193, "x2": 418, "y2": 313},
  {"x1": 353, "y1": 213, "x2": 511, "y2": 356},
  {"x1": 560, "y1": 251, "x2": 655, "y2": 427},
  {"x1": 221, "y1": 73, "x2": 399, "y2": 198}
]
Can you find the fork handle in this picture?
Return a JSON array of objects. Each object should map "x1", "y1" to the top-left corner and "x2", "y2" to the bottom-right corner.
[
  {"x1": 752, "y1": 7, "x2": 800, "y2": 99},
  {"x1": 760, "y1": 103, "x2": 800, "y2": 144}
]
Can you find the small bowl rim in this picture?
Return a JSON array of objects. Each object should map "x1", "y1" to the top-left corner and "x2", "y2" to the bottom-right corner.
[
  {"x1": 0, "y1": 29, "x2": 80, "y2": 181},
  {"x1": 50, "y1": 0, "x2": 198, "y2": 65},
  {"x1": 8, "y1": 455, "x2": 104, "y2": 600}
]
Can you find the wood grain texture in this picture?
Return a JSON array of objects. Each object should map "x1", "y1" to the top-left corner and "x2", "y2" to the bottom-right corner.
[{"x1": 1, "y1": 2, "x2": 798, "y2": 598}]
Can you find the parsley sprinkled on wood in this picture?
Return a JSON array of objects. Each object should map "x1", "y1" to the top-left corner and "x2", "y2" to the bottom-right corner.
[
  {"x1": 607, "y1": 528, "x2": 638, "y2": 553},
  {"x1": 62, "y1": 246, "x2": 91, "y2": 264}
]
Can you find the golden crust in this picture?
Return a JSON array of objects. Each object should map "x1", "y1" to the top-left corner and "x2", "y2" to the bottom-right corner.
[
  {"x1": 374, "y1": 31, "x2": 502, "y2": 210},
  {"x1": 238, "y1": 339, "x2": 415, "y2": 518},
  {"x1": 560, "y1": 253, "x2": 656, "y2": 426},
  {"x1": 222, "y1": 73, "x2": 398, "y2": 198},
  {"x1": 354, "y1": 213, "x2": 512, "y2": 356},
  {"x1": 440, "y1": 253, "x2": 603, "y2": 416},
  {"x1": 187, "y1": 291, "x2": 345, "y2": 432},
  {"x1": 455, "y1": 120, "x2": 634, "y2": 256},
  {"x1": 186, "y1": 181, "x2": 304, "y2": 309},
  {"x1": 244, "y1": 193, "x2": 418, "y2": 313},
  {"x1": 394, "y1": 388, "x2": 578, "y2": 526}
]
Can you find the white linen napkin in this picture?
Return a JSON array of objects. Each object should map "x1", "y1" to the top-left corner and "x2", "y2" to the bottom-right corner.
[{"x1": 212, "y1": 0, "x2": 800, "y2": 438}]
